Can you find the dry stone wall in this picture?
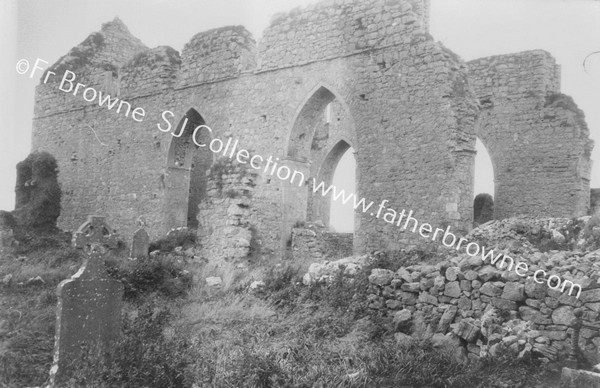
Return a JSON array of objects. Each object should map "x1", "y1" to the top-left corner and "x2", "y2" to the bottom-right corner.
[
  {"x1": 29, "y1": 0, "x2": 593, "y2": 262},
  {"x1": 305, "y1": 216, "x2": 600, "y2": 363}
]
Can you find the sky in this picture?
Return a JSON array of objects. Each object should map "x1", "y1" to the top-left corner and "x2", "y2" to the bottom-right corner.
[{"x1": 0, "y1": 0, "x2": 598, "y2": 233}]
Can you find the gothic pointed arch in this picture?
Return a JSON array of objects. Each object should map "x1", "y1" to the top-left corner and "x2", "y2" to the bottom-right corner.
[
  {"x1": 281, "y1": 83, "x2": 358, "y2": 250},
  {"x1": 163, "y1": 108, "x2": 213, "y2": 231},
  {"x1": 311, "y1": 139, "x2": 356, "y2": 230}
]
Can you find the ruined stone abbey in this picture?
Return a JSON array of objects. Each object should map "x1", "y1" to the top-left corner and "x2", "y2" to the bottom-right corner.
[{"x1": 29, "y1": 0, "x2": 595, "y2": 261}]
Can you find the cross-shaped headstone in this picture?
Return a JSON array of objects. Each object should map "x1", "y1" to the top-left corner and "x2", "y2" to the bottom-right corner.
[
  {"x1": 72, "y1": 215, "x2": 118, "y2": 279},
  {"x1": 73, "y1": 215, "x2": 118, "y2": 251}
]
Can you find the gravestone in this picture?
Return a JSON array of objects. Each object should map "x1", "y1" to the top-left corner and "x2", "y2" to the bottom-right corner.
[
  {"x1": 130, "y1": 216, "x2": 150, "y2": 260},
  {"x1": 0, "y1": 211, "x2": 16, "y2": 253},
  {"x1": 49, "y1": 215, "x2": 123, "y2": 386},
  {"x1": 0, "y1": 226, "x2": 14, "y2": 252}
]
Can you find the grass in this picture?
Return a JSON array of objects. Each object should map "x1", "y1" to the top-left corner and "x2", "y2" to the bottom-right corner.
[
  {"x1": 0, "y1": 229, "x2": 192, "y2": 387},
  {"x1": 0, "y1": 234, "x2": 566, "y2": 387}
]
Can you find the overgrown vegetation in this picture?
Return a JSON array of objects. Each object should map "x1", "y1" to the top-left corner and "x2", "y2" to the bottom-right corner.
[
  {"x1": 208, "y1": 157, "x2": 251, "y2": 196},
  {"x1": 64, "y1": 302, "x2": 194, "y2": 388},
  {"x1": 508, "y1": 217, "x2": 600, "y2": 252},
  {"x1": 45, "y1": 31, "x2": 112, "y2": 80},
  {"x1": 473, "y1": 193, "x2": 494, "y2": 226},
  {"x1": 0, "y1": 229, "x2": 191, "y2": 387},
  {"x1": 106, "y1": 257, "x2": 192, "y2": 301},
  {"x1": 0, "y1": 233, "x2": 568, "y2": 387},
  {"x1": 13, "y1": 151, "x2": 62, "y2": 231},
  {"x1": 149, "y1": 227, "x2": 196, "y2": 252}
]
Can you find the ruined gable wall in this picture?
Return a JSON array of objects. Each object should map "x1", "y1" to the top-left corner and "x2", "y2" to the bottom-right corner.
[
  {"x1": 31, "y1": 0, "x2": 479, "y2": 259},
  {"x1": 32, "y1": 19, "x2": 151, "y2": 234},
  {"x1": 260, "y1": 0, "x2": 430, "y2": 70},
  {"x1": 468, "y1": 51, "x2": 593, "y2": 220}
]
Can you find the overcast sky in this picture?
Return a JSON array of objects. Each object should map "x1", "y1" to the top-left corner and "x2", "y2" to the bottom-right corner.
[{"x1": 0, "y1": 0, "x2": 598, "y2": 232}]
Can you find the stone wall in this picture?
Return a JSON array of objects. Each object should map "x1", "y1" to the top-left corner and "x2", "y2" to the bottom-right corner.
[
  {"x1": 196, "y1": 157, "x2": 261, "y2": 263},
  {"x1": 468, "y1": 51, "x2": 594, "y2": 220},
  {"x1": 29, "y1": 0, "x2": 593, "y2": 262},
  {"x1": 291, "y1": 225, "x2": 353, "y2": 262},
  {"x1": 260, "y1": 0, "x2": 430, "y2": 70},
  {"x1": 591, "y1": 189, "x2": 600, "y2": 216},
  {"x1": 178, "y1": 26, "x2": 256, "y2": 86},
  {"x1": 305, "y1": 216, "x2": 600, "y2": 363}
]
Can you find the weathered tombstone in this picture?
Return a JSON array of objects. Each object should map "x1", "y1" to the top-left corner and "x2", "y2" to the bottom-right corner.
[
  {"x1": 130, "y1": 216, "x2": 150, "y2": 260},
  {"x1": 0, "y1": 227, "x2": 14, "y2": 251},
  {"x1": 49, "y1": 215, "x2": 123, "y2": 386},
  {"x1": 0, "y1": 211, "x2": 16, "y2": 253}
]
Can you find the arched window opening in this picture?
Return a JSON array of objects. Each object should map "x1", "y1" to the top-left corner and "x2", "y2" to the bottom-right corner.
[
  {"x1": 163, "y1": 109, "x2": 212, "y2": 231},
  {"x1": 325, "y1": 102, "x2": 332, "y2": 124},
  {"x1": 330, "y1": 147, "x2": 356, "y2": 232},
  {"x1": 283, "y1": 85, "x2": 357, "y2": 254}
]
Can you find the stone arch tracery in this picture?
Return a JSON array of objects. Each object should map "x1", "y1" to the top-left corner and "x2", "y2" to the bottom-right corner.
[{"x1": 281, "y1": 84, "x2": 358, "y2": 249}]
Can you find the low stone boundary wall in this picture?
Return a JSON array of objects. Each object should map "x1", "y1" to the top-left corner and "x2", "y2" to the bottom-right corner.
[
  {"x1": 304, "y1": 216, "x2": 600, "y2": 364},
  {"x1": 366, "y1": 255, "x2": 597, "y2": 363},
  {"x1": 291, "y1": 226, "x2": 353, "y2": 261}
]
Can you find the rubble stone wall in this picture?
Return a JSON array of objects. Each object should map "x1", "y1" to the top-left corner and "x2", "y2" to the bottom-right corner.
[
  {"x1": 291, "y1": 226, "x2": 353, "y2": 262},
  {"x1": 468, "y1": 51, "x2": 593, "y2": 220},
  {"x1": 196, "y1": 158, "x2": 261, "y2": 262},
  {"x1": 362, "y1": 217, "x2": 600, "y2": 363}
]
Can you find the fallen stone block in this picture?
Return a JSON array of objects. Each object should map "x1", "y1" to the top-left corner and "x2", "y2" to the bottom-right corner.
[{"x1": 455, "y1": 318, "x2": 480, "y2": 342}]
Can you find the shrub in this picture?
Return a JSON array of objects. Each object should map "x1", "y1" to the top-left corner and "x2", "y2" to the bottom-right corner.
[
  {"x1": 581, "y1": 214, "x2": 600, "y2": 250},
  {"x1": 13, "y1": 151, "x2": 61, "y2": 231},
  {"x1": 523, "y1": 218, "x2": 585, "y2": 252},
  {"x1": 0, "y1": 210, "x2": 17, "y2": 229},
  {"x1": 13, "y1": 229, "x2": 71, "y2": 255},
  {"x1": 149, "y1": 228, "x2": 196, "y2": 252},
  {"x1": 474, "y1": 193, "x2": 494, "y2": 226},
  {"x1": 106, "y1": 257, "x2": 191, "y2": 301},
  {"x1": 263, "y1": 264, "x2": 302, "y2": 310}
]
